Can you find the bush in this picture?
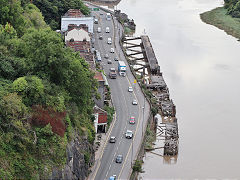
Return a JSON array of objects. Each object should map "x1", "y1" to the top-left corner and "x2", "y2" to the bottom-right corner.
[{"x1": 132, "y1": 160, "x2": 143, "y2": 173}]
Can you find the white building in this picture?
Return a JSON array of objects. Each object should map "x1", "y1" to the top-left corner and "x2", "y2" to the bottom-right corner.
[
  {"x1": 65, "y1": 28, "x2": 90, "y2": 42},
  {"x1": 61, "y1": 9, "x2": 93, "y2": 33}
]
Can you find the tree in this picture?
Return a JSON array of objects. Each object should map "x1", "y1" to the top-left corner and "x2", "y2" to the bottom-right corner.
[
  {"x1": 0, "y1": 0, "x2": 26, "y2": 35},
  {"x1": 32, "y1": 0, "x2": 90, "y2": 29}
]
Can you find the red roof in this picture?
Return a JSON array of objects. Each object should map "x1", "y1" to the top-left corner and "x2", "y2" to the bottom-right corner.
[
  {"x1": 94, "y1": 71, "x2": 104, "y2": 81},
  {"x1": 65, "y1": 9, "x2": 84, "y2": 17},
  {"x1": 98, "y1": 113, "x2": 107, "y2": 123}
]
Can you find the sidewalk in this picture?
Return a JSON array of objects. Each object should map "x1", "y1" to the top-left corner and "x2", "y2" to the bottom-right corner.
[{"x1": 87, "y1": 112, "x2": 116, "y2": 180}]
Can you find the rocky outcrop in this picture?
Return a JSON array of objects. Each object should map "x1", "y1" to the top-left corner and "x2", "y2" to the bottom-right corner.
[{"x1": 50, "y1": 134, "x2": 95, "y2": 180}]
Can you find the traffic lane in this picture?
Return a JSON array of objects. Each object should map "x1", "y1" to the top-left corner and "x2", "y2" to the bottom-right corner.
[
  {"x1": 93, "y1": 78, "x2": 130, "y2": 180},
  {"x1": 111, "y1": 19, "x2": 151, "y2": 179},
  {"x1": 93, "y1": 8, "x2": 145, "y2": 180},
  {"x1": 93, "y1": 55, "x2": 135, "y2": 180}
]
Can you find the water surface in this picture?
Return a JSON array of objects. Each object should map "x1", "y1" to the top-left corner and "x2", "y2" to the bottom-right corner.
[{"x1": 115, "y1": 0, "x2": 240, "y2": 178}]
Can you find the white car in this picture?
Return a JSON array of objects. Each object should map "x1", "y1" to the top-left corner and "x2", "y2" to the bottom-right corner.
[
  {"x1": 110, "y1": 48, "x2": 114, "y2": 53},
  {"x1": 125, "y1": 130, "x2": 133, "y2": 139},
  {"x1": 128, "y1": 86, "x2": 133, "y2": 92},
  {"x1": 106, "y1": 27, "x2": 110, "y2": 33},
  {"x1": 105, "y1": 54, "x2": 109, "y2": 59},
  {"x1": 132, "y1": 99, "x2": 138, "y2": 105}
]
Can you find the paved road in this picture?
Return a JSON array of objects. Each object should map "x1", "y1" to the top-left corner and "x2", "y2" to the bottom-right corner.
[{"x1": 89, "y1": 6, "x2": 150, "y2": 180}]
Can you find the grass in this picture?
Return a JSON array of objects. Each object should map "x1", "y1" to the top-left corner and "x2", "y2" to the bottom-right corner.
[{"x1": 200, "y1": 7, "x2": 240, "y2": 40}]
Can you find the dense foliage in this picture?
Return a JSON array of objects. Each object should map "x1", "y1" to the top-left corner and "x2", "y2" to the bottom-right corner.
[
  {"x1": 32, "y1": 0, "x2": 90, "y2": 29},
  {"x1": 224, "y1": 0, "x2": 240, "y2": 17},
  {"x1": 0, "y1": 0, "x2": 96, "y2": 179}
]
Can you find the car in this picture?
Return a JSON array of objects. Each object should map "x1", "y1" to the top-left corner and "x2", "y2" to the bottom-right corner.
[
  {"x1": 109, "y1": 68, "x2": 117, "y2": 79},
  {"x1": 107, "y1": 59, "x2": 112, "y2": 64},
  {"x1": 105, "y1": 54, "x2": 109, "y2": 59},
  {"x1": 114, "y1": 57, "x2": 118, "y2": 61},
  {"x1": 109, "y1": 175, "x2": 116, "y2": 180},
  {"x1": 94, "y1": 18, "x2": 98, "y2": 24},
  {"x1": 99, "y1": 36, "x2": 103, "y2": 40},
  {"x1": 125, "y1": 130, "x2": 133, "y2": 139},
  {"x1": 100, "y1": 13, "x2": 104, "y2": 15},
  {"x1": 106, "y1": 27, "x2": 110, "y2": 33},
  {"x1": 107, "y1": 38, "x2": 112, "y2": 44},
  {"x1": 128, "y1": 86, "x2": 133, "y2": 92},
  {"x1": 132, "y1": 99, "x2": 138, "y2": 105},
  {"x1": 110, "y1": 48, "x2": 114, "y2": 53},
  {"x1": 129, "y1": 116, "x2": 135, "y2": 124},
  {"x1": 109, "y1": 136, "x2": 116, "y2": 143},
  {"x1": 115, "y1": 155, "x2": 123, "y2": 163}
]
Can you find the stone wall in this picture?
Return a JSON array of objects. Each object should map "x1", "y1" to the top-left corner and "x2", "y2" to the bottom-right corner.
[{"x1": 50, "y1": 133, "x2": 95, "y2": 180}]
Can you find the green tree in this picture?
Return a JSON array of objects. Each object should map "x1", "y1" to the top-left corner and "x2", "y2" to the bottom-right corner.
[
  {"x1": 12, "y1": 76, "x2": 44, "y2": 106},
  {"x1": 32, "y1": 0, "x2": 90, "y2": 29},
  {"x1": 0, "y1": 0, "x2": 26, "y2": 35}
]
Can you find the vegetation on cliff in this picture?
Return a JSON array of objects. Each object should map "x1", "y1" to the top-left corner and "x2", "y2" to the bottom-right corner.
[
  {"x1": 0, "y1": 0, "x2": 96, "y2": 179},
  {"x1": 32, "y1": 0, "x2": 90, "y2": 29},
  {"x1": 200, "y1": 1, "x2": 240, "y2": 40}
]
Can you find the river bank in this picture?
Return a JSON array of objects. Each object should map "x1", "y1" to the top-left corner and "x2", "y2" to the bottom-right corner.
[{"x1": 200, "y1": 7, "x2": 240, "y2": 40}]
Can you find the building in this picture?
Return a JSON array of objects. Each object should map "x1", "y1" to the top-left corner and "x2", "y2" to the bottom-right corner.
[
  {"x1": 61, "y1": 9, "x2": 94, "y2": 33},
  {"x1": 65, "y1": 27, "x2": 90, "y2": 42},
  {"x1": 94, "y1": 71, "x2": 105, "y2": 108},
  {"x1": 93, "y1": 105, "x2": 108, "y2": 133},
  {"x1": 65, "y1": 27, "x2": 95, "y2": 70}
]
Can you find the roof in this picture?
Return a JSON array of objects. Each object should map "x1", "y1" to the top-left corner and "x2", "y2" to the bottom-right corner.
[
  {"x1": 64, "y1": 9, "x2": 84, "y2": 17},
  {"x1": 98, "y1": 113, "x2": 107, "y2": 123},
  {"x1": 93, "y1": 105, "x2": 108, "y2": 124},
  {"x1": 65, "y1": 28, "x2": 90, "y2": 42},
  {"x1": 94, "y1": 71, "x2": 104, "y2": 82},
  {"x1": 66, "y1": 41, "x2": 90, "y2": 52}
]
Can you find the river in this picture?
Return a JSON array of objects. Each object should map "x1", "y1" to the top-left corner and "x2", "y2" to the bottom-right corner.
[{"x1": 111, "y1": 0, "x2": 240, "y2": 179}]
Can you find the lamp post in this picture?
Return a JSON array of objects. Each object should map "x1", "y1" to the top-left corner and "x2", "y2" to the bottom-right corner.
[{"x1": 142, "y1": 97, "x2": 145, "y2": 138}]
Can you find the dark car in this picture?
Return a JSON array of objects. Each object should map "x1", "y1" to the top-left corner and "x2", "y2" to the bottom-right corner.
[
  {"x1": 107, "y1": 59, "x2": 112, "y2": 64},
  {"x1": 115, "y1": 155, "x2": 123, "y2": 163},
  {"x1": 109, "y1": 136, "x2": 116, "y2": 143},
  {"x1": 99, "y1": 36, "x2": 103, "y2": 40}
]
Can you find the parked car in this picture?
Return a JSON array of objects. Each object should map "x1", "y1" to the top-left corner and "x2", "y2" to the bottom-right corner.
[
  {"x1": 115, "y1": 155, "x2": 123, "y2": 163},
  {"x1": 110, "y1": 48, "x2": 114, "y2": 53},
  {"x1": 128, "y1": 86, "x2": 133, "y2": 92},
  {"x1": 109, "y1": 136, "x2": 116, "y2": 143},
  {"x1": 132, "y1": 99, "x2": 138, "y2": 105},
  {"x1": 99, "y1": 35, "x2": 103, "y2": 40},
  {"x1": 129, "y1": 116, "x2": 135, "y2": 124},
  {"x1": 125, "y1": 130, "x2": 133, "y2": 139}
]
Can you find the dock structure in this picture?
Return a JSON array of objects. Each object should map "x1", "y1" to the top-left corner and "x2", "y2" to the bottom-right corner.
[
  {"x1": 140, "y1": 35, "x2": 160, "y2": 75},
  {"x1": 122, "y1": 34, "x2": 179, "y2": 161}
]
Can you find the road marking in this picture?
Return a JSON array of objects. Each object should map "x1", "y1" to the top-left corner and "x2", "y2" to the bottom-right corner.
[
  {"x1": 91, "y1": 112, "x2": 117, "y2": 180},
  {"x1": 116, "y1": 20, "x2": 143, "y2": 179}
]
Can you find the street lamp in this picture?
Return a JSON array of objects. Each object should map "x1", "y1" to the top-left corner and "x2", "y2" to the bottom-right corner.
[{"x1": 142, "y1": 97, "x2": 146, "y2": 138}]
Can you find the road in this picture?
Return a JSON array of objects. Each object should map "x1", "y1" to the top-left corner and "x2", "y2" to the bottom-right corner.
[{"x1": 89, "y1": 6, "x2": 150, "y2": 180}]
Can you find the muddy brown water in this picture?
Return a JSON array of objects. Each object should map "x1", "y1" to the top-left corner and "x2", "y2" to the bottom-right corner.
[{"x1": 103, "y1": 0, "x2": 240, "y2": 178}]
